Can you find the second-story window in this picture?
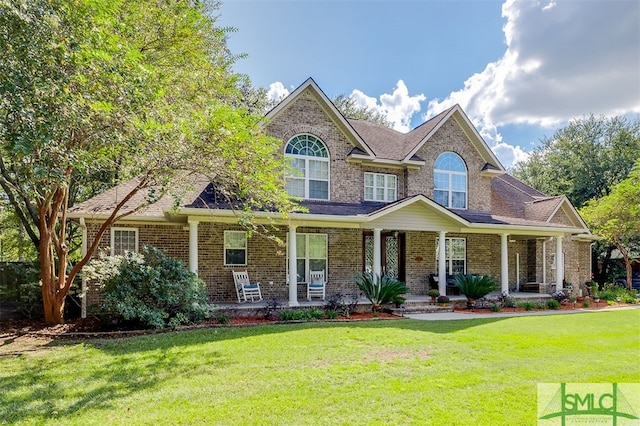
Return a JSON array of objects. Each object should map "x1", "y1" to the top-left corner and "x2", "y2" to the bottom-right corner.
[
  {"x1": 364, "y1": 172, "x2": 397, "y2": 202},
  {"x1": 284, "y1": 134, "x2": 329, "y2": 200},
  {"x1": 434, "y1": 152, "x2": 467, "y2": 209}
]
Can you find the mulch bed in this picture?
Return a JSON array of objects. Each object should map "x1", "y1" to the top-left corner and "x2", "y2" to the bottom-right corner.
[{"x1": 453, "y1": 300, "x2": 611, "y2": 314}]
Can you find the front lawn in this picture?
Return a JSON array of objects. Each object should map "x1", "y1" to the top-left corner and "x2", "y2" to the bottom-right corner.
[{"x1": 1, "y1": 309, "x2": 638, "y2": 425}]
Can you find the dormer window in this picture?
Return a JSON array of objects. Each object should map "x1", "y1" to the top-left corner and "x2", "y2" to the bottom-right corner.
[
  {"x1": 284, "y1": 134, "x2": 329, "y2": 200},
  {"x1": 434, "y1": 152, "x2": 467, "y2": 209}
]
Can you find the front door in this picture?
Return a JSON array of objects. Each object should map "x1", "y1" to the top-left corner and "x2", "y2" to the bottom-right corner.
[{"x1": 363, "y1": 232, "x2": 405, "y2": 281}]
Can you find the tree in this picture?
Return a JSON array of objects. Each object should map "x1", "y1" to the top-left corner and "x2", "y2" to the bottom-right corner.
[
  {"x1": 512, "y1": 115, "x2": 640, "y2": 285},
  {"x1": 580, "y1": 163, "x2": 640, "y2": 290},
  {"x1": 512, "y1": 115, "x2": 640, "y2": 209},
  {"x1": 0, "y1": 0, "x2": 293, "y2": 323},
  {"x1": 332, "y1": 94, "x2": 391, "y2": 127}
]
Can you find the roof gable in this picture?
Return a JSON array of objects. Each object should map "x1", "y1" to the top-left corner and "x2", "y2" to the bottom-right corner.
[{"x1": 265, "y1": 78, "x2": 376, "y2": 158}]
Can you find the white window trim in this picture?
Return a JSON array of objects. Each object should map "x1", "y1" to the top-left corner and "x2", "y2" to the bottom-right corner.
[
  {"x1": 364, "y1": 172, "x2": 397, "y2": 202},
  {"x1": 284, "y1": 135, "x2": 330, "y2": 201},
  {"x1": 286, "y1": 233, "x2": 328, "y2": 283},
  {"x1": 435, "y1": 237, "x2": 467, "y2": 275},
  {"x1": 434, "y1": 153, "x2": 468, "y2": 209},
  {"x1": 110, "y1": 227, "x2": 139, "y2": 256},
  {"x1": 224, "y1": 230, "x2": 247, "y2": 266}
]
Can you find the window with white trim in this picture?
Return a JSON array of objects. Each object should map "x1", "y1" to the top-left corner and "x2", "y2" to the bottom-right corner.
[
  {"x1": 364, "y1": 172, "x2": 397, "y2": 202},
  {"x1": 224, "y1": 231, "x2": 247, "y2": 266},
  {"x1": 284, "y1": 134, "x2": 329, "y2": 200},
  {"x1": 111, "y1": 228, "x2": 138, "y2": 256},
  {"x1": 436, "y1": 237, "x2": 466, "y2": 275},
  {"x1": 434, "y1": 152, "x2": 467, "y2": 209},
  {"x1": 287, "y1": 233, "x2": 327, "y2": 283}
]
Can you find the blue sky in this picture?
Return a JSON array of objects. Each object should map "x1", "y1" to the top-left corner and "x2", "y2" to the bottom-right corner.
[{"x1": 219, "y1": 0, "x2": 640, "y2": 169}]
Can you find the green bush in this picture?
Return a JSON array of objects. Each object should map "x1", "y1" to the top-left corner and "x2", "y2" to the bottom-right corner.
[
  {"x1": 453, "y1": 274, "x2": 497, "y2": 308},
  {"x1": 596, "y1": 284, "x2": 636, "y2": 303},
  {"x1": 354, "y1": 272, "x2": 408, "y2": 311},
  {"x1": 85, "y1": 245, "x2": 211, "y2": 329},
  {"x1": 546, "y1": 299, "x2": 561, "y2": 310}
]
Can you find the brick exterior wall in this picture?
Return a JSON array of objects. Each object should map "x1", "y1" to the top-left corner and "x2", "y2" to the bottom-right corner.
[{"x1": 407, "y1": 119, "x2": 493, "y2": 211}]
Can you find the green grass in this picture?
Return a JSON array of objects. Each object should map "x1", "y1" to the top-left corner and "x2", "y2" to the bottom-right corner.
[{"x1": 1, "y1": 310, "x2": 639, "y2": 425}]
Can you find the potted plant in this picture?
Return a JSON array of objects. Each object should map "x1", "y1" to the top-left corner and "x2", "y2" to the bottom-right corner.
[
  {"x1": 437, "y1": 295, "x2": 449, "y2": 306},
  {"x1": 427, "y1": 289, "x2": 440, "y2": 302}
]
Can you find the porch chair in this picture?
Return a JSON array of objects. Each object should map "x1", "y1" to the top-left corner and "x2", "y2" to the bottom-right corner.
[
  {"x1": 307, "y1": 270, "x2": 326, "y2": 301},
  {"x1": 232, "y1": 270, "x2": 263, "y2": 303}
]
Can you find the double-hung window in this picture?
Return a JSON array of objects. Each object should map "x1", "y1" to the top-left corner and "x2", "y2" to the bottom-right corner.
[
  {"x1": 287, "y1": 233, "x2": 327, "y2": 283},
  {"x1": 111, "y1": 228, "x2": 138, "y2": 256},
  {"x1": 224, "y1": 231, "x2": 247, "y2": 266},
  {"x1": 284, "y1": 134, "x2": 329, "y2": 200},
  {"x1": 434, "y1": 152, "x2": 467, "y2": 209},
  {"x1": 364, "y1": 172, "x2": 397, "y2": 202},
  {"x1": 436, "y1": 237, "x2": 466, "y2": 275}
]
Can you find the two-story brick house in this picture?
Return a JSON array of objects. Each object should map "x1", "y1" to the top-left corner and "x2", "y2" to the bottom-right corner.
[{"x1": 70, "y1": 78, "x2": 594, "y2": 312}]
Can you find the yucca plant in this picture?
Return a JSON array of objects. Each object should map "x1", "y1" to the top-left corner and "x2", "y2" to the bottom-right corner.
[
  {"x1": 354, "y1": 272, "x2": 408, "y2": 312},
  {"x1": 453, "y1": 274, "x2": 497, "y2": 309}
]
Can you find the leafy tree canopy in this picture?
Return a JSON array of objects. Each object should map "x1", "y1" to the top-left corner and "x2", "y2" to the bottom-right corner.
[
  {"x1": 512, "y1": 115, "x2": 640, "y2": 209},
  {"x1": 0, "y1": 0, "x2": 294, "y2": 323},
  {"x1": 332, "y1": 94, "x2": 391, "y2": 127}
]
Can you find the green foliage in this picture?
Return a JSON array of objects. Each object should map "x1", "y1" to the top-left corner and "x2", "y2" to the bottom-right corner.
[
  {"x1": 278, "y1": 308, "x2": 324, "y2": 322},
  {"x1": 512, "y1": 115, "x2": 640, "y2": 209},
  {"x1": 0, "y1": 0, "x2": 294, "y2": 322},
  {"x1": 453, "y1": 274, "x2": 497, "y2": 307},
  {"x1": 582, "y1": 300, "x2": 590, "y2": 308},
  {"x1": 519, "y1": 301, "x2": 536, "y2": 311},
  {"x1": 427, "y1": 289, "x2": 440, "y2": 298},
  {"x1": 324, "y1": 293, "x2": 359, "y2": 317},
  {"x1": 546, "y1": 299, "x2": 561, "y2": 310},
  {"x1": 353, "y1": 272, "x2": 408, "y2": 311},
  {"x1": 85, "y1": 245, "x2": 210, "y2": 329},
  {"x1": 332, "y1": 94, "x2": 391, "y2": 127},
  {"x1": 490, "y1": 304, "x2": 502, "y2": 312},
  {"x1": 595, "y1": 284, "x2": 637, "y2": 303}
]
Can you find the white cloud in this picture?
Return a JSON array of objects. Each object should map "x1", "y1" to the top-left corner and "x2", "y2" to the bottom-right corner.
[
  {"x1": 267, "y1": 81, "x2": 289, "y2": 103},
  {"x1": 492, "y1": 142, "x2": 530, "y2": 169},
  {"x1": 350, "y1": 80, "x2": 426, "y2": 132},
  {"x1": 426, "y1": 0, "x2": 640, "y2": 164}
]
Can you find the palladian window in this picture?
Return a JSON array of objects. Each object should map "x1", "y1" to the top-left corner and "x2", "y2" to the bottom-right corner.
[
  {"x1": 434, "y1": 152, "x2": 467, "y2": 209},
  {"x1": 284, "y1": 134, "x2": 329, "y2": 200}
]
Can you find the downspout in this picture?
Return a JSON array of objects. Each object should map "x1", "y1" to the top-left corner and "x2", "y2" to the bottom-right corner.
[{"x1": 79, "y1": 218, "x2": 87, "y2": 319}]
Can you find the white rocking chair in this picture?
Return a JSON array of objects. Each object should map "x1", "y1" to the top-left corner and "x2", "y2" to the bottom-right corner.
[
  {"x1": 232, "y1": 271, "x2": 263, "y2": 303},
  {"x1": 307, "y1": 270, "x2": 326, "y2": 301}
]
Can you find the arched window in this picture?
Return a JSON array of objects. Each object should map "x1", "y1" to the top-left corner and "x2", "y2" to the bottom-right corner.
[
  {"x1": 434, "y1": 152, "x2": 467, "y2": 209},
  {"x1": 284, "y1": 134, "x2": 329, "y2": 200}
]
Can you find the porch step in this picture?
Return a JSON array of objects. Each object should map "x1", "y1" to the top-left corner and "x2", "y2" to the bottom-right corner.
[{"x1": 390, "y1": 304, "x2": 454, "y2": 315}]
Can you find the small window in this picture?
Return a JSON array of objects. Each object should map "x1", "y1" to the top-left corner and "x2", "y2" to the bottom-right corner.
[
  {"x1": 224, "y1": 231, "x2": 247, "y2": 266},
  {"x1": 364, "y1": 172, "x2": 397, "y2": 202},
  {"x1": 111, "y1": 228, "x2": 138, "y2": 256}
]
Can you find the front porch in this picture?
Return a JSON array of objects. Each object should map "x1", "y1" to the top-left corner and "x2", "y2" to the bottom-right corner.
[{"x1": 213, "y1": 291, "x2": 552, "y2": 317}]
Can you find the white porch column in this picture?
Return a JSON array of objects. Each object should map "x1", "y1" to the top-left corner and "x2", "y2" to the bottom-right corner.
[
  {"x1": 556, "y1": 236, "x2": 564, "y2": 290},
  {"x1": 188, "y1": 220, "x2": 199, "y2": 274},
  {"x1": 501, "y1": 233, "x2": 509, "y2": 293},
  {"x1": 438, "y1": 231, "x2": 447, "y2": 296},
  {"x1": 542, "y1": 239, "x2": 547, "y2": 284},
  {"x1": 288, "y1": 225, "x2": 299, "y2": 307},
  {"x1": 373, "y1": 228, "x2": 382, "y2": 279}
]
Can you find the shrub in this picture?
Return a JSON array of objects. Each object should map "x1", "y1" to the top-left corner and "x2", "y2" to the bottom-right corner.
[
  {"x1": 596, "y1": 284, "x2": 636, "y2": 303},
  {"x1": 551, "y1": 291, "x2": 569, "y2": 302},
  {"x1": 325, "y1": 309, "x2": 338, "y2": 319},
  {"x1": 519, "y1": 301, "x2": 536, "y2": 311},
  {"x1": 354, "y1": 272, "x2": 408, "y2": 311},
  {"x1": 85, "y1": 245, "x2": 211, "y2": 329},
  {"x1": 453, "y1": 274, "x2": 497, "y2": 308},
  {"x1": 427, "y1": 289, "x2": 440, "y2": 298},
  {"x1": 546, "y1": 299, "x2": 561, "y2": 310},
  {"x1": 324, "y1": 293, "x2": 358, "y2": 317},
  {"x1": 582, "y1": 300, "x2": 590, "y2": 308},
  {"x1": 490, "y1": 304, "x2": 501, "y2": 312},
  {"x1": 437, "y1": 295, "x2": 449, "y2": 303}
]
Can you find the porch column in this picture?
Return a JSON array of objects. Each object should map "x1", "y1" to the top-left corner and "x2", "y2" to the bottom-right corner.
[
  {"x1": 556, "y1": 236, "x2": 564, "y2": 290},
  {"x1": 373, "y1": 228, "x2": 382, "y2": 278},
  {"x1": 438, "y1": 231, "x2": 447, "y2": 296},
  {"x1": 501, "y1": 233, "x2": 509, "y2": 293},
  {"x1": 288, "y1": 225, "x2": 299, "y2": 307},
  {"x1": 80, "y1": 218, "x2": 87, "y2": 319},
  {"x1": 188, "y1": 219, "x2": 199, "y2": 274}
]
